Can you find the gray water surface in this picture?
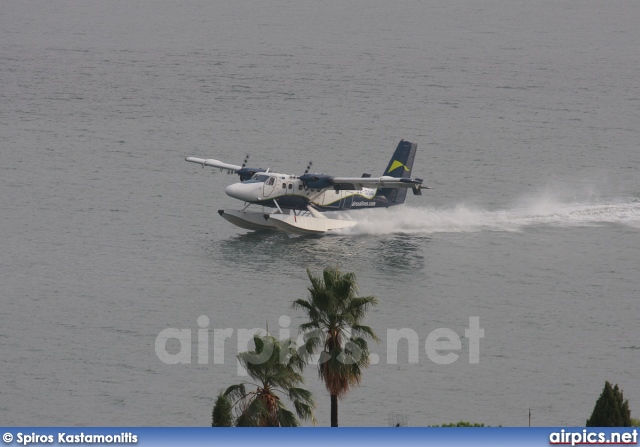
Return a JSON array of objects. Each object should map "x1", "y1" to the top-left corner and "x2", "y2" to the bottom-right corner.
[{"x1": 1, "y1": 0, "x2": 639, "y2": 426}]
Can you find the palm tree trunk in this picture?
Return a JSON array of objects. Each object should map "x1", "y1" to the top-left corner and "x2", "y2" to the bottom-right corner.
[{"x1": 331, "y1": 394, "x2": 338, "y2": 427}]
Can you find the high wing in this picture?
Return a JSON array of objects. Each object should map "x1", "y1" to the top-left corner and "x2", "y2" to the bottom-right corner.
[
  {"x1": 185, "y1": 156, "x2": 266, "y2": 181},
  {"x1": 185, "y1": 157, "x2": 241, "y2": 172},
  {"x1": 329, "y1": 176, "x2": 425, "y2": 191}
]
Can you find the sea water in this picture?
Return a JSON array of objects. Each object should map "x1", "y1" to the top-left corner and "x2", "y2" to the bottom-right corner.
[{"x1": 1, "y1": 0, "x2": 639, "y2": 426}]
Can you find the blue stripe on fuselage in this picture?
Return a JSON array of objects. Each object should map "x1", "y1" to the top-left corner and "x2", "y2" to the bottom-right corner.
[{"x1": 247, "y1": 192, "x2": 399, "y2": 211}]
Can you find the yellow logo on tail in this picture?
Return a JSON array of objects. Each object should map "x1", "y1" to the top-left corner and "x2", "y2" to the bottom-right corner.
[{"x1": 388, "y1": 160, "x2": 410, "y2": 173}]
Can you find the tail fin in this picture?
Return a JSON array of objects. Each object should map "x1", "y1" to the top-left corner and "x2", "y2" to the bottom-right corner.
[{"x1": 377, "y1": 139, "x2": 417, "y2": 205}]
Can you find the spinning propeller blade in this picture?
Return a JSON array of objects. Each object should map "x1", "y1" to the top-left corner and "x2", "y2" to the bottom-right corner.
[{"x1": 303, "y1": 161, "x2": 313, "y2": 175}]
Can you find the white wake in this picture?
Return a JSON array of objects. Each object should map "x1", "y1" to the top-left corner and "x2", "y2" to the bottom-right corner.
[{"x1": 335, "y1": 196, "x2": 640, "y2": 236}]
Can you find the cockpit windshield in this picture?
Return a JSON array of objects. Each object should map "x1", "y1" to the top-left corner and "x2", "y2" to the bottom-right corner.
[{"x1": 251, "y1": 174, "x2": 271, "y2": 183}]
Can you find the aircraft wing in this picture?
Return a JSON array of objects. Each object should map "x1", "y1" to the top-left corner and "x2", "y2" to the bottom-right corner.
[
  {"x1": 330, "y1": 176, "x2": 424, "y2": 190},
  {"x1": 185, "y1": 157, "x2": 242, "y2": 172}
]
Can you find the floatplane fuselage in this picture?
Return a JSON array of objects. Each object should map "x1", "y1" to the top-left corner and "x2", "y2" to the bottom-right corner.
[{"x1": 186, "y1": 140, "x2": 428, "y2": 235}]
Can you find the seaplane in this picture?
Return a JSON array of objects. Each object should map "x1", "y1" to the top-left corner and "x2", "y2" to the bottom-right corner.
[{"x1": 185, "y1": 139, "x2": 428, "y2": 236}]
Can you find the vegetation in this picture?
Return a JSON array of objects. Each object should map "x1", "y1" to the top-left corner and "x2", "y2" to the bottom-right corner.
[
  {"x1": 211, "y1": 392, "x2": 233, "y2": 427},
  {"x1": 438, "y1": 421, "x2": 486, "y2": 427},
  {"x1": 223, "y1": 334, "x2": 315, "y2": 427},
  {"x1": 293, "y1": 266, "x2": 379, "y2": 427},
  {"x1": 586, "y1": 381, "x2": 631, "y2": 427}
]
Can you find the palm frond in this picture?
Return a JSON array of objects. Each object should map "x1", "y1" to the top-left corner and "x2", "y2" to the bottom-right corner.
[
  {"x1": 288, "y1": 387, "x2": 314, "y2": 405},
  {"x1": 223, "y1": 333, "x2": 316, "y2": 427},
  {"x1": 293, "y1": 400, "x2": 317, "y2": 425},
  {"x1": 224, "y1": 384, "x2": 247, "y2": 403},
  {"x1": 276, "y1": 408, "x2": 300, "y2": 427},
  {"x1": 351, "y1": 324, "x2": 380, "y2": 343},
  {"x1": 241, "y1": 396, "x2": 270, "y2": 426}
]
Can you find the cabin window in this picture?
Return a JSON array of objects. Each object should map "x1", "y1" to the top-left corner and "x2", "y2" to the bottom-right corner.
[
  {"x1": 266, "y1": 177, "x2": 275, "y2": 186},
  {"x1": 298, "y1": 185, "x2": 302, "y2": 190},
  {"x1": 288, "y1": 183, "x2": 293, "y2": 189},
  {"x1": 282, "y1": 184, "x2": 286, "y2": 189}
]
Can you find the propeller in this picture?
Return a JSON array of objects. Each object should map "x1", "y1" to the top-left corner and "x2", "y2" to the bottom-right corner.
[
  {"x1": 300, "y1": 161, "x2": 314, "y2": 189},
  {"x1": 227, "y1": 154, "x2": 250, "y2": 176},
  {"x1": 303, "y1": 161, "x2": 313, "y2": 175},
  {"x1": 235, "y1": 154, "x2": 268, "y2": 181},
  {"x1": 230, "y1": 154, "x2": 250, "y2": 175}
]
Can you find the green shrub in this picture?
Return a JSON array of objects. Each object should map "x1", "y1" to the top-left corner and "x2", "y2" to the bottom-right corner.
[
  {"x1": 436, "y1": 421, "x2": 486, "y2": 427},
  {"x1": 586, "y1": 381, "x2": 631, "y2": 427},
  {"x1": 212, "y1": 392, "x2": 233, "y2": 427}
]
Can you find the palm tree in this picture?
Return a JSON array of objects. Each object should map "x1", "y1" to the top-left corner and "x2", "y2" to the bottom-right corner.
[
  {"x1": 293, "y1": 266, "x2": 379, "y2": 427},
  {"x1": 224, "y1": 334, "x2": 315, "y2": 427}
]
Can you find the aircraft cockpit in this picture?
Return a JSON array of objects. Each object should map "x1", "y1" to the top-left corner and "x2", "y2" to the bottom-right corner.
[{"x1": 248, "y1": 173, "x2": 273, "y2": 184}]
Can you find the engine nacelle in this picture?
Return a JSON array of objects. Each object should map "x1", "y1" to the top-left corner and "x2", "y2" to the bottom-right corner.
[
  {"x1": 300, "y1": 173, "x2": 334, "y2": 189},
  {"x1": 236, "y1": 167, "x2": 266, "y2": 182}
]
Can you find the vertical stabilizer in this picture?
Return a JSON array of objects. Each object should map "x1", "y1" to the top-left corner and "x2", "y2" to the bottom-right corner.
[{"x1": 377, "y1": 140, "x2": 417, "y2": 204}]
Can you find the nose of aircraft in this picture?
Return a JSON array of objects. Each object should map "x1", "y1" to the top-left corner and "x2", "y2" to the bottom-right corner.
[{"x1": 225, "y1": 183, "x2": 261, "y2": 202}]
